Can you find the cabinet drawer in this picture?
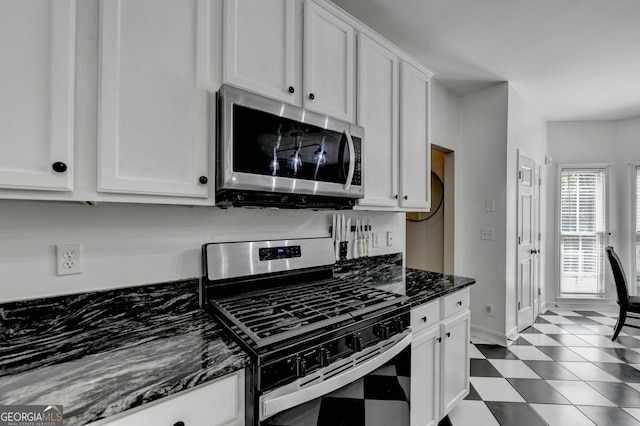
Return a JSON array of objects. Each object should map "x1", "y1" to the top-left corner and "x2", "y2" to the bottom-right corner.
[
  {"x1": 441, "y1": 288, "x2": 470, "y2": 319},
  {"x1": 410, "y1": 300, "x2": 440, "y2": 334}
]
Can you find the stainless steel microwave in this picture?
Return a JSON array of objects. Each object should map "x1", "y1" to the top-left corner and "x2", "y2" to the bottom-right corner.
[{"x1": 215, "y1": 85, "x2": 364, "y2": 209}]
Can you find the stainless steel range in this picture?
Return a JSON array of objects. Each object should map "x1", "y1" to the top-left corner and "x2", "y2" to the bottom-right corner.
[{"x1": 200, "y1": 237, "x2": 410, "y2": 425}]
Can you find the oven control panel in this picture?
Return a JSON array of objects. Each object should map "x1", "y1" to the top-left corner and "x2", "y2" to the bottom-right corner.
[{"x1": 259, "y1": 246, "x2": 302, "y2": 261}]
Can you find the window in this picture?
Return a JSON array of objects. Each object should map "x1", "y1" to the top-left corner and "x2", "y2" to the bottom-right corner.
[{"x1": 559, "y1": 167, "x2": 607, "y2": 296}]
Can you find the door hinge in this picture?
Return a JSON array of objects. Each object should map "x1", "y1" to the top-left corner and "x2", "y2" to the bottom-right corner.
[
  {"x1": 538, "y1": 288, "x2": 541, "y2": 296},
  {"x1": 518, "y1": 301, "x2": 521, "y2": 310},
  {"x1": 538, "y1": 232, "x2": 541, "y2": 241},
  {"x1": 538, "y1": 177, "x2": 542, "y2": 186},
  {"x1": 518, "y1": 236, "x2": 521, "y2": 244},
  {"x1": 518, "y1": 170, "x2": 522, "y2": 180}
]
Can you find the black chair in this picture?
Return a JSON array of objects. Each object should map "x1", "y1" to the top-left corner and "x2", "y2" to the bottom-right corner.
[{"x1": 606, "y1": 246, "x2": 640, "y2": 341}]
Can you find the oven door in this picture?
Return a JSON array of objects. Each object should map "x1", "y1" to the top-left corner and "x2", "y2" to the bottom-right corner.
[
  {"x1": 217, "y1": 85, "x2": 363, "y2": 198},
  {"x1": 259, "y1": 332, "x2": 411, "y2": 425}
]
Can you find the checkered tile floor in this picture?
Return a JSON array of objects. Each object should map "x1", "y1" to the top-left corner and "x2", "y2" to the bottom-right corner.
[{"x1": 452, "y1": 310, "x2": 640, "y2": 426}]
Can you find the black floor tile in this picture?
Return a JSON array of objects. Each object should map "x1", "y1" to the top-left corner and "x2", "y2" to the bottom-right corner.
[
  {"x1": 573, "y1": 311, "x2": 605, "y2": 317},
  {"x1": 534, "y1": 317, "x2": 550, "y2": 324},
  {"x1": 586, "y1": 381, "x2": 640, "y2": 407},
  {"x1": 484, "y1": 402, "x2": 547, "y2": 426},
  {"x1": 569, "y1": 316, "x2": 603, "y2": 325},
  {"x1": 317, "y1": 397, "x2": 365, "y2": 426},
  {"x1": 470, "y1": 359, "x2": 503, "y2": 377},
  {"x1": 464, "y1": 384, "x2": 482, "y2": 401},
  {"x1": 541, "y1": 310, "x2": 557, "y2": 315},
  {"x1": 622, "y1": 326, "x2": 640, "y2": 336},
  {"x1": 535, "y1": 345, "x2": 589, "y2": 362},
  {"x1": 437, "y1": 415, "x2": 453, "y2": 426},
  {"x1": 600, "y1": 347, "x2": 640, "y2": 364},
  {"x1": 615, "y1": 336, "x2": 640, "y2": 348},
  {"x1": 506, "y1": 378, "x2": 570, "y2": 404},
  {"x1": 522, "y1": 360, "x2": 580, "y2": 380},
  {"x1": 594, "y1": 362, "x2": 640, "y2": 382},
  {"x1": 520, "y1": 327, "x2": 545, "y2": 334},
  {"x1": 474, "y1": 344, "x2": 519, "y2": 360},
  {"x1": 556, "y1": 323, "x2": 600, "y2": 334},
  {"x1": 363, "y1": 376, "x2": 408, "y2": 401},
  {"x1": 577, "y1": 405, "x2": 640, "y2": 426}
]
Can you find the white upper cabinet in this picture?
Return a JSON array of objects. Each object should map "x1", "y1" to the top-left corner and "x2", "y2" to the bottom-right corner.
[
  {"x1": 399, "y1": 60, "x2": 431, "y2": 211},
  {"x1": 0, "y1": 0, "x2": 75, "y2": 191},
  {"x1": 223, "y1": 0, "x2": 300, "y2": 104},
  {"x1": 356, "y1": 34, "x2": 399, "y2": 208},
  {"x1": 303, "y1": 0, "x2": 355, "y2": 122},
  {"x1": 98, "y1": 0, "x2": 212, "y2": 198}
]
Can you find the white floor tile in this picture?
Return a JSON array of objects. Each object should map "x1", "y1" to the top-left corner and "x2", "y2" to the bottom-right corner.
[
  {"x1": 364, "y1": 400, "x2": 409, "y2": 426},
  {"x1": 550, "y1": 310, "x2": 583, "y2": 316},
  {"x1": 582, "y1": 324, "x2": 618, "y2": 334},
  {"x1": 575, "y1": 334, "x2": 626, "y2": 348},
  {"x1": 587, "y1": 316, "x2": 618, "y2": 326},
  {"x1": 559, "y1": 362, "x2": 621, "y2": 382},
  {"x1": 539, "y1": 315, "x2": 577, "y2": 324},
  {"x1": 628, "y1": 383, "x2": 640, "y2": 393},
  {"x1": 488, "y1": 359, "x2": 541, "y2": 378},
  {"x1": 470, "y1": 377, "x2": 526, "y2": 402},
  {"x1": 567, "y1": 347, "x2": 625, "y2": 363},
  {"x1": 449, "y1": 400, "x2": 500, "y2": 426},
  {"x1": 531, "y1": 403, "x2": 596, "y2": 426},
  {"x1": 507, "y1": 345, "x2": 553, "y2": 361},
  {"x1": 624, "y1": 408, "x2": 640, "y2": 422},
  {"x1": 520, "y1": 334, "x2": 563, "y2": 346},
  {"x1": 532, "y1": 324, "x2": 570, "y2": 334},
  {"x1": 551, "y1": 334, "x2": 593, "y2": 346},
  {"x1": 633, "y1": 348, "x2": 640, "y2": 355},
  {"x1": 632, "y1": 364, "x2": 640, "y2": 372},
  {"x1": 469, "y1": 344, "x2": 486, "y2": 359},
  {"x1": 598, "y1": 311, "x2": 620, "y2": 318},
  {"x1": 370, "y1": 365, "x2": 396, "y2": 376},
  {"x1": 546, "y1": 380, "x2": 617, "y2": 406}
]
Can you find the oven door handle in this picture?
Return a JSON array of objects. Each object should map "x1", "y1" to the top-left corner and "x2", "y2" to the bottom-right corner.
[
  {"x1": 260, "y1": 333, "x2": 411, "y2": 421},
  {"x1": 343, "y1": 128, "x2": 355, "y2": 191}
]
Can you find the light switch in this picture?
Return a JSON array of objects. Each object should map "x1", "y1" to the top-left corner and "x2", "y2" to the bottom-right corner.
[
  {"x1": 485, "y1": 199, "x2": 495, "y2": 212},
  {"x1": 481, "y1": 228, "x2": 495, "y2": 241}
]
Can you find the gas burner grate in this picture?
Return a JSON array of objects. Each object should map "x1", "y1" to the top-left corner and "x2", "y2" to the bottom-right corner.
[{"x1": 210, "y1": 278, "x2": 405, "y2": 348}]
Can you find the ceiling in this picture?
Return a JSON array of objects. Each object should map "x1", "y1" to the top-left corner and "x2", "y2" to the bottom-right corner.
[{"x1": 331, "y1": 0, "x2": 640, "y2": 121}]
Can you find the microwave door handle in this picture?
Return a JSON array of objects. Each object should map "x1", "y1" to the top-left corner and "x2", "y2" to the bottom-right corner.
[{"x1": 344, "y1": 129, "x2": 355, "y2": 190}]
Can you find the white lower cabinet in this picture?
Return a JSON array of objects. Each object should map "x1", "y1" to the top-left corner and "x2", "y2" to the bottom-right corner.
[
  {"x1": 94, "y1": 370, "x2": 244, "y2": 426},
  {"x1": 410, "y1": 290, "x2": 470, "y2": 426}
]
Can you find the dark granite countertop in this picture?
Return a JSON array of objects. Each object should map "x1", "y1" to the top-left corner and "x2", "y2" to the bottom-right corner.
[
  {"x1": 334, "y1": 253, "x2": 476, "y2": 308},
  {"x1": 0, "y1": 279, "x2": 249, "y2": 426}
]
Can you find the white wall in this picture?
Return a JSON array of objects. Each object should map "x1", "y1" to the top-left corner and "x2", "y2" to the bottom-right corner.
[
  {"x1": 505, "y1": 85, "x2": 547, "y2": 334},
  {"x1": 0, "y1": 200, "x2": 405, "y2": 303},
  {"x1": 546, "y1": 118, "x2": 640, "y2": 304},
  {"x1": 431, "y1": 80, "x2": 461, "y2": 152},
  {"x1": 456, "y1": 83, "x2": 509, "y2": 337}
]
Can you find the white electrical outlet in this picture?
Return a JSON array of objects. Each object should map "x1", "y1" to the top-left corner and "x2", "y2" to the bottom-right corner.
[
  {"x1": 372, "y1": 232, "x2": 380, "y2": 248},
  {"x1": 386, "y1": 231, "x2": 393, "y2": 246},
  {"x1": 480, "y1": 227, "x2": 495, "y2": 241},
  {"x1": 484, "y1": 304, "x2": 494, "y2": 317},
  {"x1": 56, "y1": 244, "x2": 82, "y2": 276}
]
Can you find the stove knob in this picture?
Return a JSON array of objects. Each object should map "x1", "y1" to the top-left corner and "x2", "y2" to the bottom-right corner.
[
  {"x1": 380, "y1": 325, "x2": 390, "y2": 340},
  {"x1": 354, "y1": 334, "x2": 363, "y2": 352},
  {"x1": 317, "y1": 348, "x2": 331, "y2": 367},
  {"x1": 295, "y1": 357, "x2": 307, "y2": 378}
]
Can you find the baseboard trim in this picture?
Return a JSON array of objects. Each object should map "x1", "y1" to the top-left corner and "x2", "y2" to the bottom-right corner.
[
  {"x1": 545, "y1": 300, "x2": 618, "y2": 312},
  {"x1": 471, "y1": 325, "x2": 510, "y2": 347},
  {"x1": 540, "y1": 301, "x2": 548, "y2": 314}
]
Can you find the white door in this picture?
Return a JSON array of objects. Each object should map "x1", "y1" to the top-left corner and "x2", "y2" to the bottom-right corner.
[
  {"x1": 517, "y1": 152, "x2": 538, "y2": 331},
  {"x1": 98, "y1": 0, "x2": 211, "y2": 198},
  {"x1": 223, "y1": 0, "x2": 300, "y2": 104},
  {"x1": 0, "y1": 0, "x2": 75, "y2": 191},
  {"x1": 410, "y1": 327, "x2": 441, "y2": 426},
  {"x1": 303, "y1": 0, "x2": 355, "y2": 122},
  {"x1": 441, "y1": 311, "x2": 470, "y2": 416},
  {"x1": 356, "y1": 34, "x2": 399, "y2": 208},
  {"x1": 399, "y1": 61, "x2": 431, "y2": 211},
  {"x1": 534, "y1": 164, "x2": 542, "y2": 318}
]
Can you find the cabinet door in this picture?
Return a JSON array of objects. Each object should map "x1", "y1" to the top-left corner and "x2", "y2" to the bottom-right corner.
[
  {"x1": 98, "y1": 0, "x2": 210, "y2": 197},
  {"x1": 97, "y1": 371, "x2": 244, "y2": 426},
  {"x1": 411, "y1": 327, "x2": 440, "y2": 426},
  {"x1": 441, "y1": 311, "x2": 470, "y2": 416},
  {"x1": 223, "y1": 0, "x2": 299, "y2": 104},
  {"x1": 0, "y1": 0, "x2": 75, "y2": 191},
  {"x1": 303, "y1": 0, "x2": 355, "y2": 122},
  {"x1": 399, "y1": 61, "x2": 431, "y2": 210},
  {"x1": 356, "y1": 34, "x2": 399, "y2": 208}
]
